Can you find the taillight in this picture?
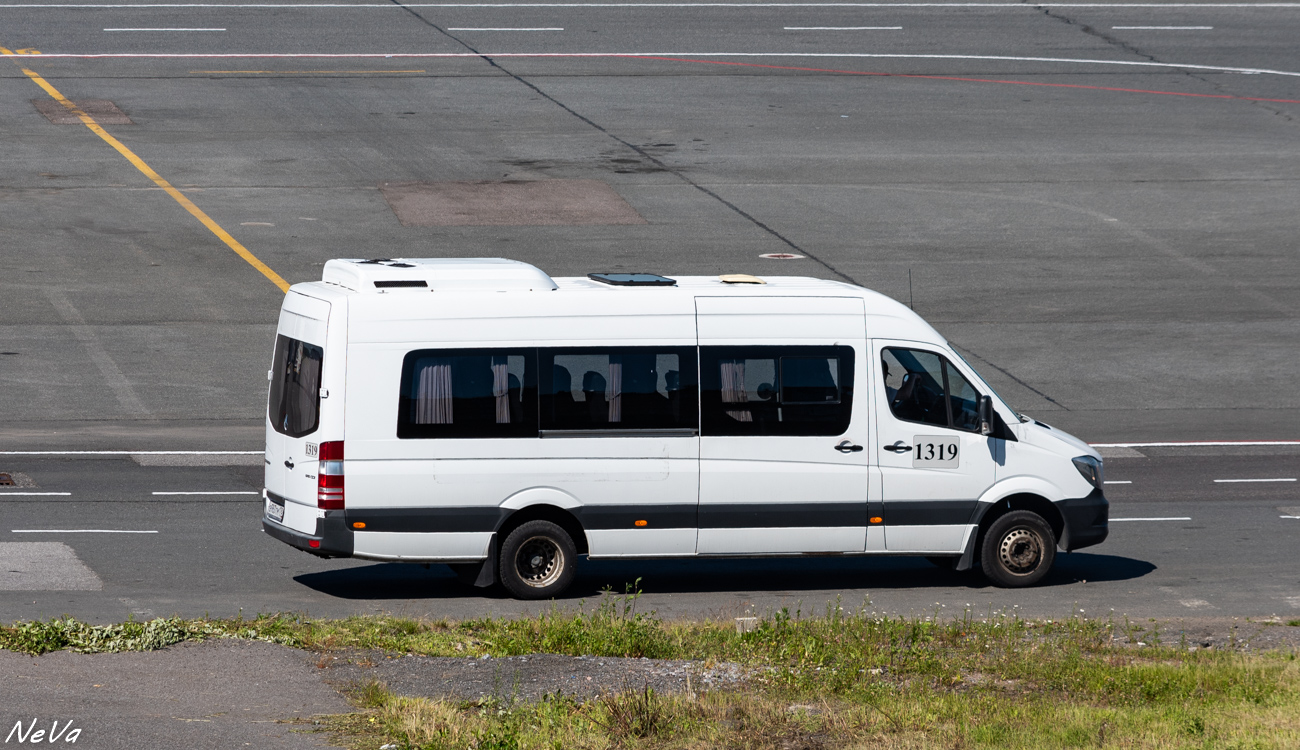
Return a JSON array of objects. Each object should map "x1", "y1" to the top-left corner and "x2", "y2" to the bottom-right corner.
[{"x1": 317, "y1": 441, "x2": 344, "y2": 509}]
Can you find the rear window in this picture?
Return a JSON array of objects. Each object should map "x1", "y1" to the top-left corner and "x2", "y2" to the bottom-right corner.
[{"x1": 269, "y1": 335, "x2": 323, "y2": 438}]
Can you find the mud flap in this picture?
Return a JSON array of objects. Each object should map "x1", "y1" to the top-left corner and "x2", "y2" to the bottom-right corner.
[{"x1": 450, "y1": 534, "x2": 498, "y2": 588}]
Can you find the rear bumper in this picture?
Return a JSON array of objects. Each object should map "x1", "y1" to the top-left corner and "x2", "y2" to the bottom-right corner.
[
  {"x1": 1057, "y1": 488, "x2": 1108, "y2": 551},
  {"x1": 262, "y1": 511, "x2": 353, "y2": 559}
]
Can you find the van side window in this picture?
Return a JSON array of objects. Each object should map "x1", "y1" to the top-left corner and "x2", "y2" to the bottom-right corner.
[
  {"x1": 398, "y1": 349, "x2": 537, "y2": 439},
  {"x1": 700, "y1": 346, "x2": 853, "y2": 436},
  {"x1": 539, "y1": 348, "x2": 698, "y2": 432},
  {"x1": 270, "y1": 335, "x2": 324, "y2": 438},
  {"x1": 882, "y1": 348, "x2": 982, "y2": 432}
]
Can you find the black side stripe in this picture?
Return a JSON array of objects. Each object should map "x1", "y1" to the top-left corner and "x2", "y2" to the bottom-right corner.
[{"x1": 341, "y1": 501, "x2": 977, "y2": 534}]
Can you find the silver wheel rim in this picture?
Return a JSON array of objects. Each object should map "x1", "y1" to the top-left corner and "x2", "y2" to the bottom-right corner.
[
  {"x1": 998, "y1": 528, "x2": 1043, "y2": 576},
  {"x1": 515, "y1": 535, "x2": 564, "y2": 588}
]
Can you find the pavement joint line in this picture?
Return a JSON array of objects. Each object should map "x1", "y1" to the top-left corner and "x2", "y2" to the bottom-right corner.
[
  {"x1": 45, "y1": 288, "x2": 153, "y2": 418},
  {"x1": 12, "y1": 529, "x2": 159, "y2": 533},
  {"x1": 1110, "y1": 517, "x2": 1192, "y2": 521},
  {"x1": 4, "y1": 59, "x2": 291, "y2": 294},
  {"x1": 12, "y1": 51, "x2": 1300, "y2": 83}
]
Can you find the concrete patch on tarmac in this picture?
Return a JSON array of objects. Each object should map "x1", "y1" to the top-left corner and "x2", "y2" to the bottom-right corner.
[
  {"x1": 0, "y1": 543, "x2": 102, "y2": 591},
  {"x1": 0, "y1": 640, "x2": 349, "y2": 749},
  {"x1": 31, "y1": 98, "x2": 134, "y2": 125},
  {"x1": 130, "y1": 453, "x2": 263, "y2": 467},
  {"x1": 379, "y1": 179, "x2": 647, "y2": 226}
]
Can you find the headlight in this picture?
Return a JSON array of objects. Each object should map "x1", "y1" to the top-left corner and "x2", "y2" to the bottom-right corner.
[{"x1": 1072, "y1": 456, "x2": 1103, "y2": 490}]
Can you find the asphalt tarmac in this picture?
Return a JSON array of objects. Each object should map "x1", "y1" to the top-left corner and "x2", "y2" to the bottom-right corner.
[
  {"x1": 0, "y1": 444, "x2": 1297, "y2": 622},
  {"x1": 1, "y1": 0, "x2": 1298, "y2": 623}
]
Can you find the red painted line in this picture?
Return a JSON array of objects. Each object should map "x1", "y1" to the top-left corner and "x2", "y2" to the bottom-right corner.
[{"x1": 620, "y1": 55, "x2": 1300, "y2": 104}]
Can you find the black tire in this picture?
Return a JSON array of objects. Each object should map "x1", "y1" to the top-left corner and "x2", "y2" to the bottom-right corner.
[
  {"x1": 498, "y1": 520, "x2": 578, "y2": 600},
  {"x1": 980, "y1": 511, "x2": 1056, "y2": 587},
  {"x1": 925, "y1": 556, "x2": 959, "y2": 571}
]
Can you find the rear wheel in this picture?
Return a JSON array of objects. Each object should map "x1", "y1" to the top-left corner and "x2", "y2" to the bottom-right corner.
[
  {"x1": 499, "y1": 520, "x2": 577, "y2": 600},
  {"x1": 980, "y1": 511, "x2": 1056, "y2": 587}
]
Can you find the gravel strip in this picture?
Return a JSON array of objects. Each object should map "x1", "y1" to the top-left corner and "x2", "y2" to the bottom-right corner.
[{"x1": 320, "y1": 652, "x2": 750, "y2": 703}]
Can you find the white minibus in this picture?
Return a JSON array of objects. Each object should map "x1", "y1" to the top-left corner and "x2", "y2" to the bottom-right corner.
[{"x1": 262, "y1": 258, "x2": 1107, "y2": 599}]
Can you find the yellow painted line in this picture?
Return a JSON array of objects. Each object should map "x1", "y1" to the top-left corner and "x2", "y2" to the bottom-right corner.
[
  {"x1": 15, "y1": 62, "x2": 290, "y2": 293},
  {"x1": 190, "y1": 69, "x2": 426, "y2": 74}
]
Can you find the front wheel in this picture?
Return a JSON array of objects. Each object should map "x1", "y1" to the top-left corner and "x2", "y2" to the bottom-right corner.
[
  {"x1": 980, "y1": 511, "x2": 1056, "y2": 587},
  {"x1": 498, "y1": 520, "x2": 578, "y2": 600}
]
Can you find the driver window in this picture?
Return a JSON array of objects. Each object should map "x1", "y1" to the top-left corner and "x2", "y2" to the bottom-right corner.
[
  {"x1": 882, "y1": 349, "x2": 948, "y2": 428},
  {"x1": 882, "y1": 348, "x2": 982, "y2": 432}
]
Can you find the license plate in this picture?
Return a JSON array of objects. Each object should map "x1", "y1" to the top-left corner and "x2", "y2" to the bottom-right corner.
[
  {"x1": 266, "y1": 498, "x2": 285, "y2": 523},
  {"x1": 913, "y1": 436, "x2": 960, "y2": 468}
]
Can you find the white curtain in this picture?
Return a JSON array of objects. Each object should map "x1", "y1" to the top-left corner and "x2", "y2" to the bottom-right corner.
[
  {"x1": 492, "y1": 356, "x2": 511, "y2": 424},
  {"x1": 607, "y1": 358, "x2": 623, "y2": 423},
  {"x1": 414, "y1": 359, "x2": 453, "y2": 424},
  {"x1": 720, "y1": 359, "x2": 752, "y2": 422}
]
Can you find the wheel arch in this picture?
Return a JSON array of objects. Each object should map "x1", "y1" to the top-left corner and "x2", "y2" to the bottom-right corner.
[
  {"x1": 972, "y1": 493, "x2": 1066, "y2": 549},
  {"x1": 496, "y1": 503, "x2": 589, "y2": 556}
]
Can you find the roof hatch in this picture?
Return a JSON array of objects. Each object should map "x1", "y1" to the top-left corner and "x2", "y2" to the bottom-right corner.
[
  {"x1": 322, "y1": 258, "x2": 558, "y2": 293},
  {"x1": 587, "y1": 272, "x2": 676, "y2": 287}
]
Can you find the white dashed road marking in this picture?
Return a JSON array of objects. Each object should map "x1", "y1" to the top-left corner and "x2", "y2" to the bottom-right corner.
[
  {"x1": 1104, "y1": 480, "x2": 1131, "y2": 485},
  {"x1": 0, "y1": 492, "x2": 72, "y2": 496},
  {"x1": 151, "y1": 491, "x2": 259, "y2": 495},
  {"x1": 103, "y1": 27, "x2": 227, "y2": 30},
  {"x1": 12, "y1": 529, "x2": 159, "y2": 534},
  {"x1": 1214, "y1": 478, "x2": 1296, "y2": 483},
  {"x1": 1110, "y1": 517, "x2": 1192, "y2": 522},
  {"x1": 1112, "y1": 25, "x2": 1213, "y2": 28}
]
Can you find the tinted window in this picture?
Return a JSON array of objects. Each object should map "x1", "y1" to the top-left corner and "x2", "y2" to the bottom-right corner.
[
  {"x1": 540, "y1": 348, "x2": 697, "y2": 431},
  {"x1": 269, "y1": 335, "x2": 323, "y2": 438},
  {"x1": 398, "y1": 349, "x2": 537, "y2": 439},
  {"x1": 701, "y1": 346, "x2": 853, "y2": 436},
  {"x1": 882, "y1": 348, "x2": 983, "y2": 432}
]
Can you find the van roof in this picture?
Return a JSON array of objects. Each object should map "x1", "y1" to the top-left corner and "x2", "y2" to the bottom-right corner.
[{"x1": 306, "y1": 258, "x2": 942, "y2": 343}]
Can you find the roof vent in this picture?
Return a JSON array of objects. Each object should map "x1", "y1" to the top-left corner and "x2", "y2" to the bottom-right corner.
[
  {"x1": 719, "y1": 274, "x2": 766, "y2": 285},
  {"x1": 587, "y1": 273, "x2": 676, "y2": 287},
  {"x1": 322, "y1": 258, "x2": 558, "y2": 293}
]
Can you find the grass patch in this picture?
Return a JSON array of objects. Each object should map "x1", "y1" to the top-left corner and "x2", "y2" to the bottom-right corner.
[{"x1": 5, "y1": 593, "x2": 1300, "y2": 747}]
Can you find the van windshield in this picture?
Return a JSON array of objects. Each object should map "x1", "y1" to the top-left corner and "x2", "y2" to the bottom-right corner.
[{"x1": 269, "y1": 334, "x2": 323, "y2": 438}]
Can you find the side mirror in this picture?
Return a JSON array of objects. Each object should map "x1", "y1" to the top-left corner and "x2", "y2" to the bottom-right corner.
[{"x1": 978, "y1": 395, "x2": 994, "y2": 436}]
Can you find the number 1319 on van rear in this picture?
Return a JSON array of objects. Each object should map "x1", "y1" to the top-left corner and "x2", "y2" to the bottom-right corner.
[{"x1": 262, "y1": 258, "x2": 1108, "y2": 599}]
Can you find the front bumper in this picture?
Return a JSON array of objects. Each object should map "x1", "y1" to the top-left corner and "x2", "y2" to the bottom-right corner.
[
  {"x1": 262, "y1": 511, "x2": 353, "y2": 558},
  {"x1": 1057, "y1": 488, "x2": 1108, "y2": 551}
]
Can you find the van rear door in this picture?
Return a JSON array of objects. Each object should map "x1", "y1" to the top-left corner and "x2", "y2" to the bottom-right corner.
[{"x1": 266, "y1": 292, "x2": 331, "y2": 534}]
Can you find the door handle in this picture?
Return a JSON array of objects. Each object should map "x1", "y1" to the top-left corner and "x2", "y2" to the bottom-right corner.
[
  {"x1": 835, "y1": 440, "x2": 864, "y2": 453},
  {"x1": 883, "y1": 442, "x2": 912, "y2": 453},
  {"x1": 284, "y1": 459, "x2": 294, "y2": 470}
]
